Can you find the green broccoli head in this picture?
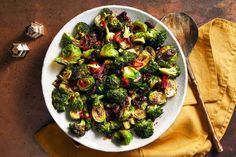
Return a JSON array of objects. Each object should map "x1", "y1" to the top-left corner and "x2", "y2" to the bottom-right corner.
[
  {"x1": 61, "y1": 32, "x2": 80, "y2": 48},
  {"x1": 112, "y1": 130, "x2": 133, "y2": 145},
  {"x1": 107, "y1": 16, "x2": 122, "y2": 31},
  {"x1": 145, "y1": 26, "x2": 167, "y2": 49},
  {"x1": 114, "y1": 51, "x2": 136, "y2": 67},
  {"x1": 69, "y1": 119, "x2": 86, "y2": 137},
  {"x1": 159, "y1": 65, "x2": 180, "y2": 78},
  {"x1": 76, "y1": 64, "x2": 91, "y2": 79},
  {"x1": 134, "y1": 119, "x2": 154, "y2": 138},
  {"x1": 75, "y1": 22, "x2": 90, "y2": 39},
  {"x1": 100, "y1": 8, "x2": 113, "y2": 18},
  {"x1": 69, "y1": 92, "x2": 83, "y2": 110},
  {"x1": 140, "y1": 59, "x2": 159, "y2": 74},
  {"x1": 146, "y1": 105, "x2": 163, "y2": 120},
  {"x1": 52, "y1": 88, "x2": 69, "y2": 112},
  {"x1": 105, "y1": 88, "x2": 127, "y2": 104},
  {"x1": 96, "y1": 121, "x2": 121, "y2": 137},
  {"x1": 56, "y1": 44, "x2": 81, "y2": 65},
  {"x1": 106, "y1": 74, "x2": 120, "y2": 89}
]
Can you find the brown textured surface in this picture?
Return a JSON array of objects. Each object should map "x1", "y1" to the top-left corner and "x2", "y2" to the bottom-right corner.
[{"x1": 0, "y1": 0, "x2": 235, "y2": 156}]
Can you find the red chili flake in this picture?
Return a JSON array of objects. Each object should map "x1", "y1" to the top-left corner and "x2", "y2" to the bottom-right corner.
[
  {"x1": 113, "y1": 31, "x2": 124, "y2": 43},
  {"x1": 162, "y1": 75, "x2": 168, "y2": 89},
  {"x1": 121, "y1": 77, "x2": 129, "y2": 87},
  {"x1": 100, "y1": 20, "x2": 106, "y2": 28}
]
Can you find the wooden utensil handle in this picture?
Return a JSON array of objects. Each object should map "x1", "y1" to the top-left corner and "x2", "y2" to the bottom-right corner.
[{"x1": 186, "y1": 58, "x2": 223, "y2": 152}]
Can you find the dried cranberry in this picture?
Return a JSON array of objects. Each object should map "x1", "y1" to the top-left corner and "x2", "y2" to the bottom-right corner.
[
  {"x1": 145, "y1": 21, "x2": 155, "y2": 28},
  {"x1": 117, "y1": 11, "x2": 130, "y2": 22}
]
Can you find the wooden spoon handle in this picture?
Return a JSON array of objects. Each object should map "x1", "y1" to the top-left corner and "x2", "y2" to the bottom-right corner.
[{"x1": 186, "y1": 58, "x2": 223, "y2": 152}]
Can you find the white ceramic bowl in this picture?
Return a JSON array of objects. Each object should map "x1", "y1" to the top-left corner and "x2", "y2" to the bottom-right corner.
[{"x1": 41, "y1": 5, "x2": 187, "y2": 152}]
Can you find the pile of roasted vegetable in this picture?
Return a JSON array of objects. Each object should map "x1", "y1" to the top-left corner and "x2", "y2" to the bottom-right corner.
[{"x1": 52, "y1": 8, "x2": 180, "y2": 145}]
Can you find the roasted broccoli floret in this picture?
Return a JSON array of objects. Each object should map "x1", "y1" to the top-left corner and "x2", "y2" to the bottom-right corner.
[
  {"x1": 114, "y1": 51, "x2": 136, "y2": 67},
  {"x1": 61, "y1": 32, "x2": 80, "y2": 48},
  {"x1": 106, "y1": 74, "x2": 120, "y2": 89},
  {"x1": 96, "y1": 121, "x2": 121, "y2": 136},
  {"x1": 56, "y1": 44, "x2": 81, "y2": 65},
  {"x1": 106, "y1": 88, "x2": 127, "y2": 104},
  {"x1": 146, "y1": 105, "x2": 163, "y2": 120},
  {"x1": 157, "y1": 45, "x2": 178, "y2": 67},
  {"x1": 52, "y1": 88, "x2": 69, "y2": 112},
  {"x1": 107, "y1": 16, "x2": 122, "y2": 31},
  {"x1": 100, "y1": 43, "x2": 119, "y2": 57},
  {"x1": 100, "y1": 8, "x2": 113, "y2": 17},
  {"x1": 76, "y1": 64, "x2": 91, "y2": 79},
  {"x1": 69, "y1": 119, "x2": 86, "y2": 137},
  {"x1": 69, "y1": 92, "x2": 83, "y2": 110},
  {"x1": 112, "y1": 130, "x2": 133, "y2": 145},
  {"x1": 75, "y1": 22, "x2": 90, "y2": 39},
  {"x1": 145, "y1": 26, "x2": 167, "y2": 49},
  {"x1": 134, "y1": 119, "x2": 154, "y2": 138},
  {"x1": 159, "y1": 65, "x2": 180, "y2": 78},
  {"x1": 140, "y1": 59, "x2": 159, "y2": 74},
  {"x1": 77, "y1": 76, "x2": 95, "y2": 91}
]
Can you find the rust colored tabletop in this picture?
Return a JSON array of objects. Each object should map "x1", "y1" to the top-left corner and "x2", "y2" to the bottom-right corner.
[{"x1": 0, "y1": 0, "x2": 235, "y2": 156}]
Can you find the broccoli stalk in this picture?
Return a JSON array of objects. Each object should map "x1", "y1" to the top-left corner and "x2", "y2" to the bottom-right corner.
[{"x1": 159, "y1": 65, "x2": 180, "y2": 78}]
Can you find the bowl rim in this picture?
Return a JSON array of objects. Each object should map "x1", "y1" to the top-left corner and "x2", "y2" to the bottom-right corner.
[{"x1": 41, "y1": 5, "x2": 187, "y2": 152}]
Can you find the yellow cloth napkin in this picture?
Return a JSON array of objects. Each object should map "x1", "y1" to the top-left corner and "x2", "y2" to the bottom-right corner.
[{"x1": 35, "y1": 18, "x2": 236, "y2": 157}]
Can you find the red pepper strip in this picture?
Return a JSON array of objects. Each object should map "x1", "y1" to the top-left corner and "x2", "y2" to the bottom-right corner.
[
  {"x1": 128, "y1": 60, "x2": 143, "y2": 69},
  {"x1": 162, "y1": 75, "x2": 168, "y2": 89},
  {"x1": 89, "y1": 63, "x2": 105, "y2": 74},
  {"x1": 90, "y1": 61, "x2": 98, "y2": 65},
  {"x1": 79, "y1": 111, "x2": 91, "y2": 119},
  {"x1": 114, "y1": 31, "x2": 124, "y2": 43},
  {"x1": 100, "y1": 20, "x2": 106, "y2": 28},
  {"x1": 121, "y1": 77, "x2": 129, "y2": 87}
]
